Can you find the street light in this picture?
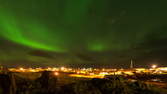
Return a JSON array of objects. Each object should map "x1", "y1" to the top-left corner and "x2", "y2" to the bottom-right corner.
[
  {"x1": 152, "y1": 65, "x2": 157, "y2": 69},
  {"x1": 61, "y1": 67, "x2": 65, "y2": 71},
  {"x1": 54, "y1": 72, "x2": 59, "y2": 76}
]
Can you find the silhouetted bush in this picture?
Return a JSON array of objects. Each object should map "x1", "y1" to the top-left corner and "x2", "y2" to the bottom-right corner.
[{"x1": 0, "y1": 72, "x2": 166, "y2": 94}]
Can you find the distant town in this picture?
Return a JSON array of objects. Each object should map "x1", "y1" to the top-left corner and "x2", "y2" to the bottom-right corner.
[{"x1": 1, "y1": 63, "x2": 167, "y2": 79}]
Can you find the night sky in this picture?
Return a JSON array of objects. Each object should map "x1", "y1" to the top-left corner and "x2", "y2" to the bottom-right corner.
[{"x1": 0, "y1": 0, "x2": 167, "y2": 67}]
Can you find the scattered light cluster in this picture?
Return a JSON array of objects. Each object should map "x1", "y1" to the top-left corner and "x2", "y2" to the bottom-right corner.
[{"x1": 1, "y1": 65, "x2": 167, "y2": 79}]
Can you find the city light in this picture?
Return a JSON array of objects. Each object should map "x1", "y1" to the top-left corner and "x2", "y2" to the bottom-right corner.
[
  {"x1": 19, "y1": 67, "x2": 24, "y2": 70},
  {"x1": 54, "y1": 72, "x2": 59, "y2": 76},
  {"x1": 61, "y1": 67, "x2": 65, "y2": 71},
  {"x1": 2, "y1": 65, "x2": 167, "y2": 79},
  {"x1": 152, "y1": 65, "x2": 157, "y2": 69}
]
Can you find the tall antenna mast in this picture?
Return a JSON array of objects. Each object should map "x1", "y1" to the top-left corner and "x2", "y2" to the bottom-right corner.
[{"x1": 130, "y1": 59, "x2": 133, "y2": 69}]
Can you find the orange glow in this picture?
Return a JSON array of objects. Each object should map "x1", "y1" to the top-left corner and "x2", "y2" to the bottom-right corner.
[
  {"x1": 69, "y1": 74, "x2": 104, "y2": 78},
  {"x1": 54, "y1": 72, "x2": 59, "y2": 76},
  {"x1": 19, "y1": 68, "x2": 24, "y2": 71}
]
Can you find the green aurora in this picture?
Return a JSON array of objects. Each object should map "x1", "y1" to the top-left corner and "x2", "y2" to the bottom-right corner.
[{"x1": 0, "y1": 0, "x2": 167, "y2": 66}]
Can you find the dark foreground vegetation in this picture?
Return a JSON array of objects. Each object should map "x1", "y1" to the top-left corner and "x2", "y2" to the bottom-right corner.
[{"x1": 0, "y1": 71, "x2": 166, "y2": 94}]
